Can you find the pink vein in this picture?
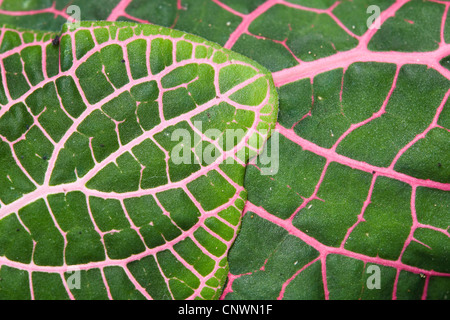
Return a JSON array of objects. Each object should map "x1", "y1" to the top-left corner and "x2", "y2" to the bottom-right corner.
[
  {"x1": 273, "y1": 46, "x2": 450, "y2": 87},
  {"x1": 276, "y1": 124, "x2": 450, "y2": 191},
  {"x1": 389, "y1": 89, "x2": 450, "y2": 169},
  {"x1": 223, "y1": 0, "x2": 278, "y2": 49}
]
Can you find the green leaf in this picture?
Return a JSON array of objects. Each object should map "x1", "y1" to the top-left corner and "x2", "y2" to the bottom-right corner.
[
  {"x1": 0, "y1": 21, "x2": 278, "y2": 300},
  {"x1": 0, "y1": 0, "x2": 449, "y2": 301}
]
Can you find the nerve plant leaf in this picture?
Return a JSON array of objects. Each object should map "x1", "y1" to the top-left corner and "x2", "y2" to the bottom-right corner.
[
  {"x1": 0, "y1": 21, "x2": 278, "y2": 300},
  {"x1": 0, "y1": 0, "x2": 449, "y2": 301}
]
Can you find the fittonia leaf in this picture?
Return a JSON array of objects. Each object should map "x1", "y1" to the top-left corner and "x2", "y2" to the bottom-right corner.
[
  {"x1": 0, "y1": 0, "x2": 449, "y2": 300},
  {"x1": 220, "y1": 0, "x2": 450, "y2": 300},
  {"x1": 0, "y1": 21, "x2": 278, "y2": 300}
]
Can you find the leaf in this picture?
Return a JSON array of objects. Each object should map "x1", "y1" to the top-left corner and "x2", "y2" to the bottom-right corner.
[
  {"x1": 0, "y1": 21, "x2": 278, "y2": 300},
  {"x1": 218, "y1": 0, "x2": 450, "y2": 300},
  {"x1": 0, "y1": 0, "x2": 449, "y2": 300}
]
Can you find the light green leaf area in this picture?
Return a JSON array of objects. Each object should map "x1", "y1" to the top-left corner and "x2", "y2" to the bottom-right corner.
[{"x1": 0, "y1": 21, "x2": 278, "y2": 300}]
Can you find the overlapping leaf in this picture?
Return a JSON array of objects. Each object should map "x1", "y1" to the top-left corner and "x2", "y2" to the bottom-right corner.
[{"x1": 0, "y1": 21, "x2": 278, "y2": 299}]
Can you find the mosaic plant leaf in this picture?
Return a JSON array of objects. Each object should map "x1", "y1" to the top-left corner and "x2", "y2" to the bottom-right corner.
[
  {"x1": 219, "y1": 0, "x2": 450, "y2": 300},
  {"x1": 0, "y1": 0, "x2": 449, "y2": 300},
  {"x1": 0, "y1": 21, "x2": 278, "y2": 300}
]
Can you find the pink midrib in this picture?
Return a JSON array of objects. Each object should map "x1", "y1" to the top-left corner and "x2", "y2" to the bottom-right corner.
[{"x1": 1, "y1": 0, "x2": 449, "y2": 301}]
